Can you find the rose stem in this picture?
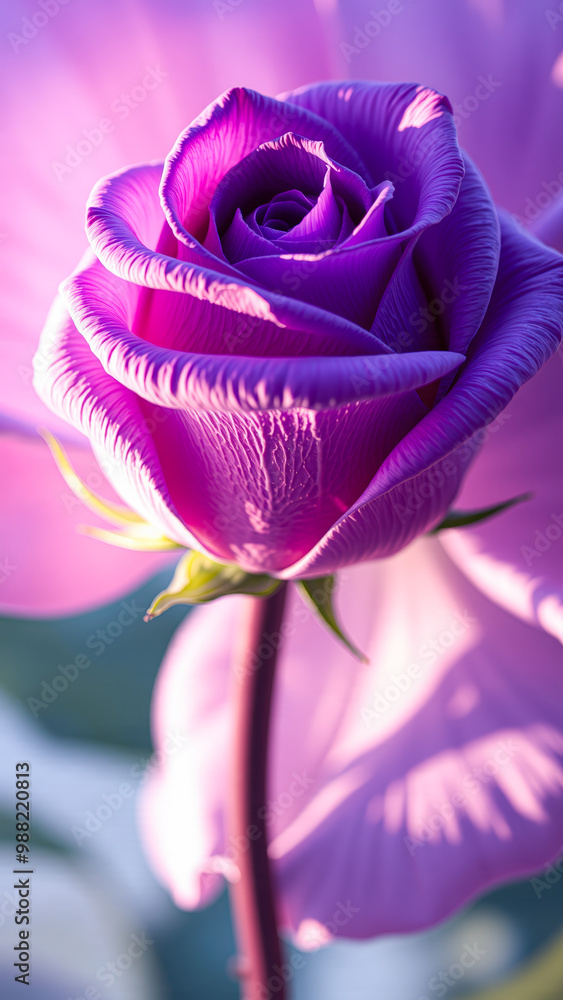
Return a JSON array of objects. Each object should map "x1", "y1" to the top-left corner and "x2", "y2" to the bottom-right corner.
[{"x1": 228, "y1": 582, "x2": 289, "y2": 1000}]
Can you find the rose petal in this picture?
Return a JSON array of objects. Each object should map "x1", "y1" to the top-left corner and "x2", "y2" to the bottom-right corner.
[
  {"x1": 140, "y1": 536, "x2": 563, "y2": 940},
  {"x1": 334, "y1": 0, "x2": 563, "y2": 217},
  {"x1": 62, "y1": 250, "x2": 463, "y2": 415},
  {"x1": 46, "y1": 258, "x2": 462, "y2": 570},
  {"x1": 159, "y1": 86, "x2": 370, "y2": 248},
  {"x1": 373, "y1": 154, "x2": 500, "y2": 365},
  {"x1": 282, "y1": 82, "x2": 464, "y2": 236},
  {"x1": 86, "y1": 160, "x2": 385, "y2": 358},
  {"x1": 281, "y1": 213, "x2": 563, "y2": 578},
  {"x1": 145, "y1": 389, "x2": 428, "y2": 571},
  {"x1": 34, "y1": 290, "x2": 214, "y2": 554},
  {"x1": 440, "y1": 348, "x2": 563, "y2": 644}
]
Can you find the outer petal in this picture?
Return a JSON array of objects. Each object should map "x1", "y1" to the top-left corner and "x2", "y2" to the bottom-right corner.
[
  {"x1": 333, "y1": 0, "x2": 563, "y2": 218},
  {"x1": 0, "y1": 426, "x2": 170, "y2": 616},
  {"x1": 372, "y1": 154, "x2": 500, "y2": 360},
  {"x1": 439, "y1": 203, "x2": 563, "y2": 644},
  {"x1": 44, "y1": 255, "x2": 461, "y2": 571},
  {"x1": 61, "y1": 248, "x2": 462, "y2": 414},
  {"x1": 1, "y1": 0, "x2": 335, "y2": 611},
  {"x1": 440, "y1": 348, "x2": 563, "y2": 644},
  {"x1": 34, "y1": 291, "x2": 213, "y2": 555},
  {"x1": 281, "y1": 214, "x2": 563, "y2": 578},
  {"x1": 140, "y1": 537, "x2": 563, "y2": 941}
]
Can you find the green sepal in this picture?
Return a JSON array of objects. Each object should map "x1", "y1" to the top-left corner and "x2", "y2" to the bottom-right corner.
[
  {"x1": 297, "y1": 576, "x2": 368, "y2": 663},
  {"x1": 78, "y1": 525, "x2": 182, "y2": 551},
  {"x1": 145, "y1": 550, "x2": 282, "y2": 619},
  {"x1": 431, "y1": 493, "x2": 532, "y2": 533},
  {"x1": 41, "y1": 428, "x2": 182, "y2": 552}
]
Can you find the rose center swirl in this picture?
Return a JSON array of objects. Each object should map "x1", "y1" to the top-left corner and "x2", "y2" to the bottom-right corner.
[{"x1": 205, "y1": 132, "x2": 393, "y2": 264}]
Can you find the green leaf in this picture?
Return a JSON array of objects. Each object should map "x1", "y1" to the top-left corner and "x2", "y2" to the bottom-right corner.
[
  {"x1": 297, "y1": 576, "x2": 368, "y2": 663},
  {"x1": 431, "y1": 493, "x2": 532, "y2": 532},
  {"x1": 145, "y1": 550, "x2": 281, "y2": 619}
]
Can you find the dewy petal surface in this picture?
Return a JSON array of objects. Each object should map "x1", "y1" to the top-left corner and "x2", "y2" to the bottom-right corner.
[{"x1": 140, "y1": 537, "x2": 563, "y2": 941}]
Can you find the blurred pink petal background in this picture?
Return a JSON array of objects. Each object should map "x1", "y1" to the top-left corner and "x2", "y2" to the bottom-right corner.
[
  {"x1": 2, "y1": 0, "x2": 563, "y2": 947},
  {"x1": 141, "y1": 535, "x2": 563, "y2": 943}
]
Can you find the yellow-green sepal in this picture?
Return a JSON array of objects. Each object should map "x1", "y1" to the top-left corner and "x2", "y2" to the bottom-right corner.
[
  {"x1": 145, "y1": 550, "x2": 282, "y2": 619},
  {"x1": 40, "y1": 429, "x2": 182, "y2": 552},
  {"x1": 297, "y1": 576, "x2": 368, "y2": 663}
]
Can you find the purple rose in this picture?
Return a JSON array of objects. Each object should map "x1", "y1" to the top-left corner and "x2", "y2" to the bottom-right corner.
[{"x1": 35, "y1": 83, "x2": 563, "y2": 577}]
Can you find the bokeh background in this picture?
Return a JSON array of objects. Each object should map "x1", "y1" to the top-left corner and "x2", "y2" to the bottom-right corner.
[{"x1": 2, "y1": 0, "x2": 563, "y2": 996}]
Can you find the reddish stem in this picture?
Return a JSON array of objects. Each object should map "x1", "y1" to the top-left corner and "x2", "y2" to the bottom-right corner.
[{"x1": 228, "y1": 583, "x2": 289, "y2": 1000}]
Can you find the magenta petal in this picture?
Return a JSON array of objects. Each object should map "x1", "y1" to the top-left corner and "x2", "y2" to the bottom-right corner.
[
  {"x1": 140, "y1": 538, "x2": 563, "y2": 940},
  {"x1": 51, "y1": 253, "x2": 463, "y2": 572},
  {"x1": 62, "y1": 251, "x2": 463, "y2": 415},
  {"x1": 145, "y1": 390, "x2": 428, "y2": 571},
  {"x1": 0, "y1": 427, "x2": 172, "y2": 616},
  {"x1": 33, "y1": 291, "x2": 216, "y2": 555}
]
